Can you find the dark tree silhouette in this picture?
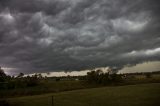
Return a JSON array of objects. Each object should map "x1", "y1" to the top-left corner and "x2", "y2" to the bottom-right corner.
[
  {"x1": 0, "y1": 67, "x2": 7, "y2": 82},
  {"x1": 17, "y1": 73, "x2": 24, "y2": 78},
  {"x1": 0, "y1": 67, "x2": 6, "y2": 77}
]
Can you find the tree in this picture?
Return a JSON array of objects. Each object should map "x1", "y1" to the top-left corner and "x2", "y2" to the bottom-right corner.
[
  {"x1": 87, "y1": 70, "x2": 105, "y2": 84},
  {"x1": 0, "y1": 67, "x2": 6, "y2": 82},
  {"x1": 17, "y1": 73, "x2": 24, "y2": 78},
  {"x1": 38, "y1": 73, "x2": 43, "y2": 78},
  {"x1": 0, "y1": 67, "x2": 6, "y2": 77},
  {"x1": 109, "y1": 74, "x2": 123, "y2": 83},
  {"x1": 87, "y1": 70, "x2": 96, "y2": 83},
  {"x1": 145, "y1": 73, "x2": 151, "y2": 78},
  {"x1": 86, "y1": 69, "x2": 123, "y2": 85}
]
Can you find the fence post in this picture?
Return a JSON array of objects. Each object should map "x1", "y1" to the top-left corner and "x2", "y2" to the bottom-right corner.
[{"x1": 51, "y1": 96, "x2": 54, "y2": 106}]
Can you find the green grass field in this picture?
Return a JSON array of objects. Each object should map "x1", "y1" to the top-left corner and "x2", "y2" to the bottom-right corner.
[
  {"x1": 7, "y1": 83, "x2": 160, "y2": 106},
  {"x1": 1, "y1": 74, "x2": 160, "y2": 98},
  {"x1": 0, "y1": 81, "x2": 99, "y2": 98}
]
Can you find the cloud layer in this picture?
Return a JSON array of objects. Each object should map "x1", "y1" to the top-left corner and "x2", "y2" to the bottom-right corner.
[{"x1": 0, "y1": 0, "x2": 160, "y2": 74}]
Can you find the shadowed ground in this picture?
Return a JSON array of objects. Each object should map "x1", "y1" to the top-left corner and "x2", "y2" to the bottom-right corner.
[{"x1": 8, "y1": 83, "x2": 160, "y2": 106}]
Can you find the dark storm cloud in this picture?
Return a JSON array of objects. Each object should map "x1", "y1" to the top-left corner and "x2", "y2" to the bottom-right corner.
[{"x1": 0, "y1": 0, "x2": 160, "y2": 74}]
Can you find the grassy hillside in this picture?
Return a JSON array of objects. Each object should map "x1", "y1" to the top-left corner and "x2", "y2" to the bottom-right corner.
[
  {"x1": 1, "y1": 74, "x2": 160, "y2": 98},
  {"x1": 0, "y1": 81, "x2": 101, "y2": 98},
  {"x1": 7, "y1": 83, "x2": 160, "y2": 106}
]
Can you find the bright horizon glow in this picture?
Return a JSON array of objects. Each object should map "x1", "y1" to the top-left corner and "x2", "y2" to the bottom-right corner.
[
  {"x1": 3, "y1": 61, "x2": 160, "y2": 77},
  {"x1": 118, "y1": 61, "x2": 160, "y2": 74}
]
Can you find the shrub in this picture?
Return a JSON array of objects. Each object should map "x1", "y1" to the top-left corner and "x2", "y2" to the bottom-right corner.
[
  {"x1": 145, "y1": 73, "x2": 152, "y2": 78},
  {"x1": 86, "y1": 70, "x2": 123, "y2": 85},
  {"x1": 0, "y1": 100, "x2": 10, "y2": 106}
]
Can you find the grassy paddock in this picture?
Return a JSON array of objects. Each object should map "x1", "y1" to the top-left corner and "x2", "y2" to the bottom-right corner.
[
  {"x1": 1, "y1": 74, "x2": 160, "y2": 98},
  {"x1": 0, "y1": 81, "x2": 92, "y2": 98},
  {"x1": 7, "y1": 83, "x2": 160, "y2": 106}
]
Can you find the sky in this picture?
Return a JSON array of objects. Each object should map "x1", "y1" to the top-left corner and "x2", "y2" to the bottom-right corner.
[
  {"x1": 0, "y1": 0, "x2": 160, "y2": 75},
  {"x1": 118, "y1": 61, "x2": 160, "y2": 74}
]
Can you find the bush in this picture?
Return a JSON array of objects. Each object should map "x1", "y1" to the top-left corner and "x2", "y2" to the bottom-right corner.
[
  {"x1": 145, "y1": 73, "x2": 152, "y2": 78},
  {"x1": 86, "y1": 70, "x2": 123, "y2": 85},
  {"x1": 25, "y1": 76, "x2": 40, "y2": 87},
  {"x1": 0, "y1": 100, "x2": 10, "y2": 106},
  {"x1": 109, "y1": 74, "x2": 123, "y2": 83}
]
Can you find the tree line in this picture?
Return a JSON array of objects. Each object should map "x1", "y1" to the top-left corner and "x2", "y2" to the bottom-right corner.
[
  {"x1": 0, "y1": 67, "x2": 41, "y2": 89},
  {"x1": 86, "y1": 69, "x2": 123, "y2": 85}
]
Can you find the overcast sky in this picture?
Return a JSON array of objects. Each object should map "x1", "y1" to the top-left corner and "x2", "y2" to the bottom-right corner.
[{"x1": 0, "y1": 0, "x2": 160, "y2": 75}]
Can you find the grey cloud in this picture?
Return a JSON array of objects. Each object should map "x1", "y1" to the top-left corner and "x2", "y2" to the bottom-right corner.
[
  {"x1": 1, "y1": 0, "x2": 70, "y2": 15},
  {"x1": 0, "y1": 0, "x2": 160, "y2": 74}
]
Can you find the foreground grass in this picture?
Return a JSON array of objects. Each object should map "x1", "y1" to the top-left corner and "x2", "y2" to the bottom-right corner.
[
  {"x1": 0, "y1": 81, "x2": 102, "y2": 98},
  {"x1": 1, "y1": 74, "x2": 160, "y2": 98},
  {"x1": 7, "y1": 83, "x2": 160, "y2": 106}
]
